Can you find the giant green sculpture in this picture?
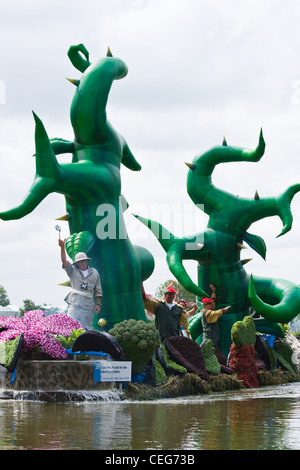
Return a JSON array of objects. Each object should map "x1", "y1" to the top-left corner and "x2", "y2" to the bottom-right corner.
[
  {"x1": 0, "y1": 44, "x2": 154, "y2": 330},
  {"x1": 136, "y1": 131, "x2": 300, "y2": 354},
  {"x1": 1, "y1": 44, "x2": 299, "y2": 353}
]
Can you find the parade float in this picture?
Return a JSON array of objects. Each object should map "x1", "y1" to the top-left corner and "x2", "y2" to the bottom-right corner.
[{"x1": 0, "y1": 44, "x2": 299, "y2": 402}]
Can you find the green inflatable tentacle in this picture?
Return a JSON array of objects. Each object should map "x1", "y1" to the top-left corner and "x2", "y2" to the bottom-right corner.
[
  {"x1": 134, "y1": 214, "x2": 209, "y2": 297},
  {"x1": 166, "y1": 248, "x2": 208, "y2": 298},
  {"x1": 248, "y1": 274, "x2": 300, "y2": 324},
  {"x1": 67, "y1": 43, "x2": 91, "y2": 73},
  {"x1": 0, "y1": 112, "x2": 61, "y2": 220},
  {"x1": 186, "y1": 130, "x2": 265, "y2": 219},
  {"x1": 275, "y1": 184, "x2": 300, "y2": 237}
]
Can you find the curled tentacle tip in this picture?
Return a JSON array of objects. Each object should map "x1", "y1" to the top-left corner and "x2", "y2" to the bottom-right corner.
[
  {"x1": 276, "y1": 227, "x2": 290, "y2": 238},
  {"x1": 185, "y1": 162, "x2": 196, "y2": 170}
]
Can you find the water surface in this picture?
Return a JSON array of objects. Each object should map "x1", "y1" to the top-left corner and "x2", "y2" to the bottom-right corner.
[{"x1": 0, "y1": 383, "x2": 299, "y2": 450}]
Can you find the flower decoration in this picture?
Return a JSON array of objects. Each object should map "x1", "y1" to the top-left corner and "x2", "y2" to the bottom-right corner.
[{"x1": 0, "y1": 310, "x2": 83, "y2": 359}]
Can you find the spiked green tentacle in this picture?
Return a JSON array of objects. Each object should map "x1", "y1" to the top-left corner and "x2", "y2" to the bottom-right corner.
[
  {"x1": 276, "y1": 184, "x2": 300, "y2": 237},
  {"x1": 134, "y1": 214, "x2": 208, "y2": 297},
  {"x1": 248, "y1": 275, "x2": 300, "y2": 323},
  {"x1": 0, "y1": 112, "x2": 60, "y2": 220}
]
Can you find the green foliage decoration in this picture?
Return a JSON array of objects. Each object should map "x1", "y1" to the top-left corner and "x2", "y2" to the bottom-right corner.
[
  {"x1": 273, "y1": 340, "x2": 297, "y2": 374},
  {"x1": 157, "y1": 344, "x2": 187, "y2": 375},
  {"x1": 231, "y1": 316, "x2": 256, "y2": 348},
  {"x1": 55, "y1": 328, "x2": 85, "y2": 349},
  {"x1": 152, "y1": 357, "x2": 167, "y2": 385},
  {"x1": 266, "y1": 343, "x2": 277, "y2": 370},
  {"x1": 201, "y1": 340, "x2": 221, "y2": 374},
  {"x1": 0, "y1": 335, "x2": 22, "y2": 370},
  {"x1": 109, "y1": 319, "x2": 161, "y2": 374}
]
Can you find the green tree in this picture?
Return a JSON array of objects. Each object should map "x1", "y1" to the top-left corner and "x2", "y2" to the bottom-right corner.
[
  {"x1": 0, "y1": 285, "x2": 10, "y2": 307},
  {"x1": 19, "y1": 299, "x2": 41, "y2": 317},
  {"x1": 155, "y1": 279, "x2": 197, "y2": 303}
]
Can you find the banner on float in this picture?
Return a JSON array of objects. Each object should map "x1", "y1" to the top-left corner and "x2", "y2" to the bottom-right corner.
[{"x1": 94, "y1": 361, "x2": 132, "y2": 382}]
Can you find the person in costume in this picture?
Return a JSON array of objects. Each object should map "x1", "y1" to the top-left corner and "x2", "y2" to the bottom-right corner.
[
  {"x1": 200, "y1": 284, "x2": 231, "y2": 346},
  {"x1": 58, "y1": 238, "x2": 102, "y2": 330},
  {"x1": 141, "y1": 284, "x2": 189, "y2": 341}
]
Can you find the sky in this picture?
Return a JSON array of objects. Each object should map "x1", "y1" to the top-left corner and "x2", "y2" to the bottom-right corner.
[{"x1": 0, "y1": 0, "x2": 300, "y2": 308}]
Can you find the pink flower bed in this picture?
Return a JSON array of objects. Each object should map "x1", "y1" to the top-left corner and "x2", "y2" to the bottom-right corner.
[{"x1": 0, "y1": 310, "x2": 83, "y2": 359}]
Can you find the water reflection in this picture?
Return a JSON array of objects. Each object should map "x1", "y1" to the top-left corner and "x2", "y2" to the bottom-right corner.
[{"x1": 0, "y1": 383, "x2": 299, "y2": 450}]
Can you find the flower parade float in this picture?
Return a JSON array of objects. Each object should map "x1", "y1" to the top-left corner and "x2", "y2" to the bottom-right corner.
[{"x1": 0, "y1": 44, "x2": 299, "y2": 401}]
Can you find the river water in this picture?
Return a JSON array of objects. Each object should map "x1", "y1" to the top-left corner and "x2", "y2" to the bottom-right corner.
[{"x1": 0, "y1": 382, "x2": 299, "y2": 451}]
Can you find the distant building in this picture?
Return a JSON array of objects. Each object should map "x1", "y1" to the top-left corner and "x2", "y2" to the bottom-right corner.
[
  {"x1": 42, "y1": 306, "x2": 67, "y2": 316},
  {"x1": 0, "y1": 305, "x2": 19, "y2": 317}
]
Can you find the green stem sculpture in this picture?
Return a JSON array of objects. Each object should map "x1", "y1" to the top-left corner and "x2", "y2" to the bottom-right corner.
[
  {"x1": 136, "y1": 131, "x2": 300, "y2": 354},
  {"x1": 0, "y1": 44, "x2": 154, "y2": 330}
]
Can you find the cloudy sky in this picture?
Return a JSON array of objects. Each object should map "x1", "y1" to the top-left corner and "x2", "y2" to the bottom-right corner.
[{"x1": 0, "y1": 0, "x2": 300, "y2": 308}]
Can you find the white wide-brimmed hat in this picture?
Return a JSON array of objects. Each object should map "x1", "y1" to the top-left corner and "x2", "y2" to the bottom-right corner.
[{"x1": 73, "y1": 252, "x2": 91, "y2": 264}]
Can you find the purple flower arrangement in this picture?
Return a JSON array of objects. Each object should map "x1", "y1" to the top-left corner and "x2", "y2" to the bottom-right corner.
[{"x1": 0, "y1": 310, "x2": 83, "y2": 359}]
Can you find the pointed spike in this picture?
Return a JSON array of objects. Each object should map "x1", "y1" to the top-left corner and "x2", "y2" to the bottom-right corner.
[
  {"x1": 106, "y1": 47, "x2": 113, "y2": 57},
  {"x1": 185, "y1": 162, "x2": 196, "y2": 170},
  {"x1": 55, "y1": 214, "x2": 69, "y2": 221},
  {"x1": 241, "y1": 258, "x2": 253, "y2": 265},
  {"x1": 222, "y1": 136, "x2": 227, "y2": 146},
  {"x1": 197, "y1": 243, "x2": 204, "y2": 249},
  {"x1": 32, "y1": 111, "x2": 60, "y2": 179},
  {"x1": 66, "y1": 77, "x2": 80, "y2": 87},
  {"x1": 254, "y1": 190, "x2": 260, "y2": 200},
  {"x1": 237, "y1": 242, "x2": 247, "y2": 250},
  {"x1": 257, "y1": 128, "x2": 266, "y2": 157},
  {"x1": 58, "y1": 281, "x2": 71, "y2": 287},
  {"x1": 133, "y1": 214, "x2": 177, "y2": 253}
]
